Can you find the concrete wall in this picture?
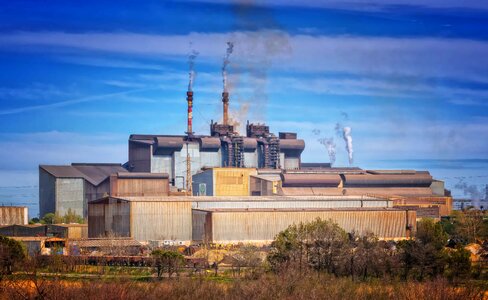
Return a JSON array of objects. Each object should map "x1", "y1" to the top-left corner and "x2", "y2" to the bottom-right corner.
[
  {"x1": 39, "y1": 168, "x2": 56, "y2": 217},
  {"x1": 244, "y1": 151, "x2": 258, "y2": 168},
  {"x1": 284, "y1": 157, "x2": 300, "y2": 170},
  {"x1": 56, "y1": 178, "x2": 84, "y2": 217},
  {"x1": 195, "y1": 209, "x2": 416, "y2": 244},
  {"x1": 151, "y1": 154, "x2": 173, "y2": 178},
  {"x1": 0, "y1": 207, "x2": 28, "y2": 225}
]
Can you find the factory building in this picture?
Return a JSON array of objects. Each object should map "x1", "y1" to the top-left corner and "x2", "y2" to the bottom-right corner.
[
  {"x1": 88, "y1": 195, "x2": 400, "y2": 244},
  {"x1": 39, "y1": 163, "x2": 126, "y2": 218},
  {"x1": 126, "y1": 122, "x2": 305, "y2": 190},
  {"x1": 0, "y1": 206, "x2": 28, "y2": 225},
  {"x1": 192, "y1": 208, "x2": 416, "y2": 244}
]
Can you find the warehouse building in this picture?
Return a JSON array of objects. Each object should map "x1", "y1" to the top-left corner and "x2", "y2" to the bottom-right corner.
[
  {"x1": 87, "y1": 195, "x2": 395, "y2": 244},
  {"x1": 0, "y1": 206, "x2": 28, "y2": 225},
  {"x1": 192, "y1": 208, "x2": 416, "y2": 244},
  {"x1": 39, "y1": 163, "x2": 126, "y2": 218}
]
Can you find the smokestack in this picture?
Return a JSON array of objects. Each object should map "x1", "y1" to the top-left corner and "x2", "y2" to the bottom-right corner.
[
  {"x1": 222, "y1": 92, "x2": 229, "y2": 125},
  {"x1": 187, "y1": 91, "x2": 193, "y2": 135}
]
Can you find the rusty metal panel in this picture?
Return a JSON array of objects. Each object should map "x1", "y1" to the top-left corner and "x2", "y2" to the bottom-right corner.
[
  {"x1": 129, "y1": 140, "x2": 152, "y2": 172},
  {"x1": 0, "y1": 207, "x2": 28, "y2": 225},
  {"x1": 130, "y1": 201, "x2": 192, "y2": 242},
  {"x1": 88, "y1": 203, "x2": 106, "y2": 238},
  {"x1": 282, "y1": 173, "x2": 341, "y2": 187},
  {"x1": 192, "y1": 209, "x2": 208, "y2": 241},
  {"x1": 112, "y1": 177, "x2": 169, "y2": 197},
  {"x1": 343, "y1": 174, "x2": 433, "y2": 187},
  {"x1": 207, "y1": 209, "x2": 415, "y2": 244}
]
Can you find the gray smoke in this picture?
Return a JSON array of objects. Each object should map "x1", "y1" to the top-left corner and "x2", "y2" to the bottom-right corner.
[
  {"x1": 455, "y1": 179, "x2": 483, "y2": 208},
  {"x1": 318, "y1": 137, "x2": 336, "y2": 166},
  {"x1": 343, "y1": 127, "x2": 353, "y2": 165},
  {"x1": 222, "y1": 41, "x2": 234, "y2": 92},
  {"x1": 187, "y1": 47, "x2": 199, "y2": 91}
]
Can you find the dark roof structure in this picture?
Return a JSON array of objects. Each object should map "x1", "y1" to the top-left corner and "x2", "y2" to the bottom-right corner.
[{"x1": 40, "y1": 163, "x2": 126, "y2": 186}]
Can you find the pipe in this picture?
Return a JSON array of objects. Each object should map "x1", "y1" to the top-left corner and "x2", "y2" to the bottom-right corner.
[
  {"x1": 187, "y1": 91, "x2": 193, "y2": 135},
  {"x1": 222, "y1": 92, "x2": 229, "y2": 125}
]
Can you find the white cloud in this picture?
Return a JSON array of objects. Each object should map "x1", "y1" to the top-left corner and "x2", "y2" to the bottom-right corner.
[{"x1": 1, "y1": 31, "x2": 487, "y2": 83}]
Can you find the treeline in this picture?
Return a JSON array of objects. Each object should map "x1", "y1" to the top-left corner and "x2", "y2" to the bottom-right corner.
[{"x1": 268, "y1": 217, "x2": 486, "y2": 281}]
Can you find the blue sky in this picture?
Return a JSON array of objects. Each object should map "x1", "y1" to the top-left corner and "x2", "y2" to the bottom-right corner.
[{"x1": 1, "y1": 0, "x2": 488, "y2": 191}]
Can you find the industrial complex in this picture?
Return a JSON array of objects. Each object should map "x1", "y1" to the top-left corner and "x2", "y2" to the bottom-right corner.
[
  {"x1": 26, "y1": 71, "x2": 456, "y2": 248},
  {"x1": 0, "y1": 57, "x2": 459, "y2": 252}
]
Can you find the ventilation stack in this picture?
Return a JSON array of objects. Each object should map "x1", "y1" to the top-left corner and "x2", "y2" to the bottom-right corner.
[
  {"x1": 186, "y1": 91, "x2": 194, "y2": 136},
  {"x1": 222, "y1": 92, "x2": 229, "y2": 125}
]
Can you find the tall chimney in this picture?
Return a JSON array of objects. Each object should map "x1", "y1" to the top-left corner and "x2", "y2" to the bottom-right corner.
[
  {"x1": 187, "y1": 91, "x2": 194, "y2": 135},
  {"x1": 222, "y1": 91, "x2": 229, "y2": 125}
]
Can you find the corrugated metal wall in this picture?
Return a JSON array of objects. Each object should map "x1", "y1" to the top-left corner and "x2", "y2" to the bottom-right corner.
[
  {"x1": 39, "y1": 168, "x2": 56, "y2": 217},
  {"x1": 192, "y1": 170, "x2": 214, "y2": 196},
  {"x1": 88, "y1": 201, "x2": 130, "y2": 238},
  {"x1": 113, "y1": 178, "x2": 169, "y2": 197},
  {"x1": 206, "y1": 210, "x2": 416, "y2": 244},
  {"x1": 0, "y1": 207, "x2": 28, "y2": 225},
  {"x1": 129, "y1": 142, "x2": 151, "y2": 172},
  {"x1": 214, "y1": 168, "x2": 256, "y2": 196},
  {"x1": 130, "y1": 201, "x2": 192, "y2": 242}
]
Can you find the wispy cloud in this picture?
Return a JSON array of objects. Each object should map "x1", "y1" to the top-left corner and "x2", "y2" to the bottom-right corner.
[
  {"x1": 1, "y1": 31, "x2": 487, "y2": 83},
  {"x1": 0, "y1": 87, "x2": 158, "y2": 115}
]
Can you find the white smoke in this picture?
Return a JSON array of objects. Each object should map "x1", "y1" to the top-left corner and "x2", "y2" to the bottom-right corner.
[
  {"x1": 343, "y1": 126, "x2": 353, "y2": 165},
  {"x1": 454, "y1": 179, "x2": 483, "y2": 208},
  {"x1": 187, "y1": 47, "x2": 199, "y2": 91},
  {"x1": 318, "y1": 137, "x2": 336, "y2": 166},
  {"x1": 222, "y1": 41, "x2": 234, "y2": 92}
]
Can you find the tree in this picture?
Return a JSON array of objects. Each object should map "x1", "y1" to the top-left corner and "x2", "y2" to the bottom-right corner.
[
  {"x1": 268, "y1": 218, "x2": 350, "y2": 275},
  {"x1": 152, "y1": 249, "x2": 184, "y2": 279},
  {"x1": 398, "y1": 219, "x2": 449, "y2": 280},
  {"x1": 454, "y1": 209, "x2": 487, "y2": 243},
  {"x1": 41, "y1": 213, "x2": 55, "y2": 224},
  {"x1": 445, "y1": 246, "x2": 471, "y2": 280},
  {"x1": 0, "y1": 236, "x2": 26, "y2": 277}
]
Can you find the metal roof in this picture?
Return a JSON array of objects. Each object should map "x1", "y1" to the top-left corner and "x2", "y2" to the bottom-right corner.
[
  {"x1": 40, "y1": 164, "x2": 126, "y2": 186},
  {"x1": 116, "y1": 172, "x2": 169, "y2": 179},
  {"x1": 89, "y1": 194, "x2": 389, "y2": 204},
  {"x1": 282, "y1": 173, "x2": 341, "y2": 187},
  {"x1": 193, "y1": 207, "x2": 407, "y2": 213},
  {"x1": 40, "y1": 165, "x2": 86, "y2": 179}
]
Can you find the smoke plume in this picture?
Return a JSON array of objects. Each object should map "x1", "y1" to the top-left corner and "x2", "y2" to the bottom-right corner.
[
  {"x1": 318, "y1": 137, "x2": 336, "y2": 166},
  {"x1": 454, "y1": 179, "x2": 484, "y2": 207},
  {"x1": 187, "y1": 47, "x2": 199, "y2": 91},
  {"x1": 222, "y1": 41, "x2": 234, "y2": 93},
  {"x1": 343, "y1": 127, "x2": 353, "y2": 164}
]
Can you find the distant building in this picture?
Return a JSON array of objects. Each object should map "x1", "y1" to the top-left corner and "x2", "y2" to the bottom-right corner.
[
  {"x1": 0, "y1": 206, "x2": 28, "y2": 225},
  {"x1": 39, "y1": 163, "x2": 126, "y2": 218}
]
